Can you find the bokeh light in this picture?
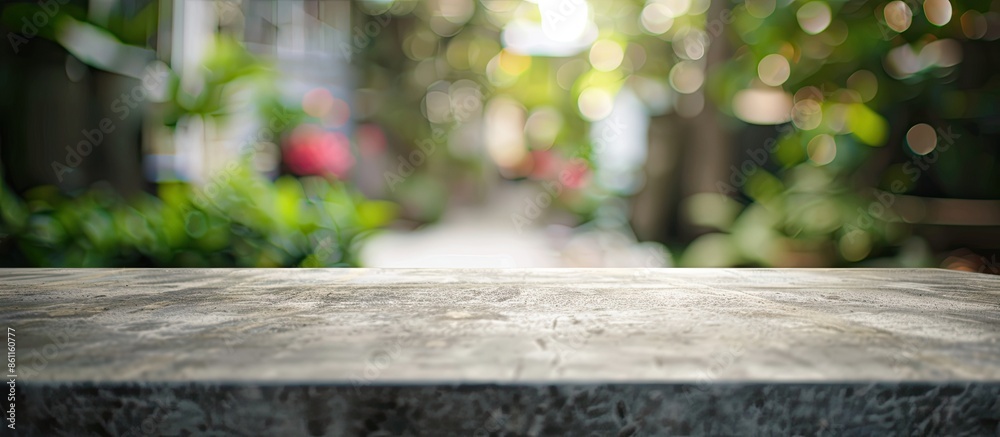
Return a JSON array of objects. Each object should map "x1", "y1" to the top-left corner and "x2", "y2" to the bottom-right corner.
[
  {"x1": 4, "y1": 0, "x2": 1000, "y2": 272},
  {"x1": 672, "y1": 28, "x2": 708, "y2": 60},
  {"x1": 640, "y1": 3, "x2": 675, "y2": 34},
  {"x1": 578, "y1": 88, "x2": 615, "y2": 121},
  {"x1": 668, "y1": 61, "x2": 704, "y2": 94},
  {"x1": 923, "y1": 0, "x2": 952, "y2": 26},
  {"x1": 807, "y1": 134, "x2": 837, "y2": 165},
  {"x1": 302, "y1": 88, "x2": 334, "y2": 119},
  {"x1": 846, "y1": 70, "x2": 878, "y2": 102},
  {"x1": 525, "y1": 107, "x2": 563, "y2": 150},
  {"x1": 840, "y1": 231, "x2": 872, "y2": 262},
  {"x1": 589, "y1": 40, "x2": 625, "y2": 72},
  {"x1": 961, "y1": 11, "x2": 988, "y2": 39},
  {"x1": 733, "y1": 88, "x2": 793, "y2": 125},
  {"x1": 485, "y1": 97, "x2": 527, "y2": 168},
  {"x1": 906, "y1": 123, "x2": 938, "y2": 155},
  {"x1": 884, "y1": 1, "x2": 913, "y2": 33},
  {"x1": 758, "y1": 54, "x2": 791, "y2": 87},
  {"x1": 657, "y1": 0, "x2": 691, "y2": 18},
  {"x1": 792, "y1": 99, "x2": 823, "y2": 130},
  {"x1": 746, "y1": 0, "x2": 776, "y2": 19},
  {"x1": 498, "y1": 49, "x2": 531, "y2": 75},
  {"x1": 797, "y1": 2, "x2": 832, "y2": 35}
]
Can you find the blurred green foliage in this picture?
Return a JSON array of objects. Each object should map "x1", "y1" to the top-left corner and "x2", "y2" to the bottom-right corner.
[
  {"x1": 3, "y1": 0, "x2": 997, "y2": 268},
  {"x1": 350, "y1": 0, "x2": 997, "y2": 266},
  {"x1": 0, "y1": 4, "x2": 394, "y2": 267},
  {"x1": 682, "y1": 0, "x2": 999, "y2": 267},
  {"x1": 0, "y1": 164, "x2": 396, "y2": 267}
]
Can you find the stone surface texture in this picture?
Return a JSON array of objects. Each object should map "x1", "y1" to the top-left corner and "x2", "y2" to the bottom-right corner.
[{"x1": 1, "y1": 268, "x2": 999, "y2": 435}]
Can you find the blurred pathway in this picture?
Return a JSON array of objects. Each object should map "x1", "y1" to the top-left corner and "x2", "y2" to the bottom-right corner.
[{"x1": 361, "y1": 186, "x2": 669, "y2": 268}]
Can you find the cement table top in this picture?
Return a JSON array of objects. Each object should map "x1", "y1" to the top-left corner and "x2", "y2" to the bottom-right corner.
[{"x1": 2, "y1": 268, "x2": 998, "y2": 383}]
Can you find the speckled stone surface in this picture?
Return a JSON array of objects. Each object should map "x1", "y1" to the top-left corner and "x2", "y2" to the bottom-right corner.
[{"x1": 2, "y1": 268, "x2": 999, "y2": 435}]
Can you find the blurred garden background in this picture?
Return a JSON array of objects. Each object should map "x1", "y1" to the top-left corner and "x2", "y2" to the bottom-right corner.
[{"x1": 1, "y1": 0, "x2": 999, "y2": 270}]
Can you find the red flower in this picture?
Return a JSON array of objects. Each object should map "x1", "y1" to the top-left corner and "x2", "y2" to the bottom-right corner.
[{"x1": 284, "y1": 125, "x2": 354, "y2": 178}]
